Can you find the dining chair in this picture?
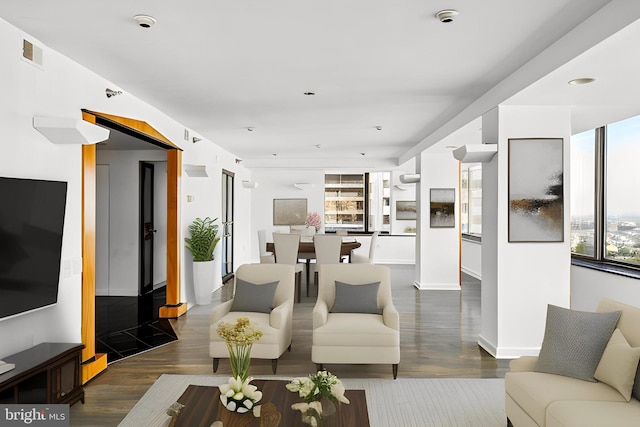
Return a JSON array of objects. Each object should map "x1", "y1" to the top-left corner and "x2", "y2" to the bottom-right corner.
[
  {"x1": 257, "y1": 229, "x2": 275, "y2": 263},
  {"x1": 273, "y1": 233, "x2": 305, "y2": 302},
  {"x1": 350, "y1": 231, "x2": 379, "y2": 264},
  {"x1": 312, "y1": 234, "x2": 343, "y2": 295}
]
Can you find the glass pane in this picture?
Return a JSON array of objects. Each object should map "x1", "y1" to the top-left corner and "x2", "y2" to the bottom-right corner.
[
  {"x1": 367, "y1": 172, "x2": 390, "y2": 233},
  {"x1": 605, "y1": 116, "x2": 640, "y2": 264},
  {"x1": 324, "y1": 173, "x2": 365, "y2": 232},
  {"x1": 468, "y1": 165, "x2": 482, "y2": 235},
  {"x1": 570, "y1": 129, "x2": 596, "y2": 256}
]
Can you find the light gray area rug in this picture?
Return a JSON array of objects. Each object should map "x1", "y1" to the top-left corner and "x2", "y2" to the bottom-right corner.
[{"x1": 119, "y1": 374, "x2": 506, "y2": 427}]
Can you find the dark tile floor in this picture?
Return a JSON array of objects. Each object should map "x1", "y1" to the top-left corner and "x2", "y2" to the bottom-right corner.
[{"x1": 95, "y1": 286, "x2": 177, "y2": 363}]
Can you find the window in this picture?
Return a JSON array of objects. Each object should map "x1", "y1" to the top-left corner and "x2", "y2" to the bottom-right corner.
[
  {"x1": 460, "y1": 164, "x2": 482, "y2": 237},
  {"x1": 570, "y1": 115, "x2": 640, "y2": 268},
  {"x1": 324, "y1": 172, "x2": 391, "y2": 233},
  {"x1": 570, "y1": 129, "x2": 595, "y2": 256},
  {"x1": 324, "y1": 174, "x2": 365, "y2": 232}
]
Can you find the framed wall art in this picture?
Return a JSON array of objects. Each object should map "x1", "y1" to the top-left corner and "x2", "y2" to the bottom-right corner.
[
  {"x1": 273, "y1": 198, "x2": 307, "y2": 226},
  {"x1": 396, "y1": 200, "x2": 417, "y2": 220},
  {"x1": 430, "y1": 188, "x2": 455, "y2": 228},
  {"x1": 508, "y1": 138, "x2": 563, "y2": 242}
]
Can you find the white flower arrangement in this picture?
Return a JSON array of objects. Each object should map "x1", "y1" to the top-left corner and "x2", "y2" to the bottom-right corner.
[
  {"x1": 218, "y1": 376, "x2": 263, "y2": 414},
  {"x1": 286, "y1": 370, "x2": 350, "y2": 425}
]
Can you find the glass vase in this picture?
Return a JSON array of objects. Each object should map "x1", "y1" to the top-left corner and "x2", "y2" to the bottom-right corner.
[
  {"x1": 227, "y1": 342, "x2": 253, "y2": 382},
  {"x1": 301, "y1": 397, "x2": 338, "y2": 427}
]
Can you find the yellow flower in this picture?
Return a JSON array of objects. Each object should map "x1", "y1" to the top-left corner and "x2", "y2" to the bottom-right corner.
[{"x1": 216, "y1": 316, "x2": 263, "y2": 344}]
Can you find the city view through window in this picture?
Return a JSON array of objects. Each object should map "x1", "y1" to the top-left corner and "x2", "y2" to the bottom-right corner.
[{"x1": 571, "y1": 115, "x2": 640, "y2": 265}]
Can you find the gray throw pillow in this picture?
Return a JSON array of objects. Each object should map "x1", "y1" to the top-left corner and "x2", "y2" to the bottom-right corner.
[
  {"x1": 230, "y1": 278, "x2": 278, "y2": 313},
  {"x1": 330, "y1": 281, "x2": 382, "y2": 314},
  {"x1": 534, "y1": 304, "x2": 621, "y2": 382},
  {"x1": 633, "y1": 361, "x2": 640, "y2": 400}
]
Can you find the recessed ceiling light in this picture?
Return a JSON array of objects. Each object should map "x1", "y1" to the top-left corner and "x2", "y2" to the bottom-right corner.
[
  {"x1": 315, "y1": 144, "x2": 322, "y2": 149},
  {"x1": 247, "y1": 127, "x2": 254, "y2": 132},
  {"x1": 375, "y1": 126, "x2": 382, "y2": 131},
  {"x1": 445, "y1": 145, "x2": 458, "y2": 149},
  {"x1": 360, "y1": 153, "x2": 366, "y2": 156},
  {"x1": 568, "y1": 78, "x2": 596, "y2": 85},
  {"x1": 304, "y1": 92, "x2": 316, "y2": 96},
  {"x1": 133, "y1": 14, "x2": 157, "y2": 28}
]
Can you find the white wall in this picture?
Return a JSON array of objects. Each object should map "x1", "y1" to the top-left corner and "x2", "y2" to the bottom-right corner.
[
  {"x1": 0, "y1": 18, "x2": 250, "y2": 358},
  {"x1": 480, "y1": 105, "x2": 572, "y2": 359},
  {"x1": 462, "y1": 238, "x2": 481, "y2": 279},
  {"x1": 415, "y1": 152, "x2": 461, "y2": 290},
  {"x1": 571, "y1": 266, "x2": 640, "y2": 311}
]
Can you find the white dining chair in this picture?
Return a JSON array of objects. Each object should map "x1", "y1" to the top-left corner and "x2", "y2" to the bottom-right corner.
[
  {"x1": 273, "y1": 233, "x2": 305, "y2": 302},
  {"x1": 312, "y1": 234, "x2": 343, "y2": 294},
  {"x1": 257, "y1": 229, "x2": 275, "y2": 263},
  {"x1": 350, "y1": 231, "x2": 379, "y2": 264}
]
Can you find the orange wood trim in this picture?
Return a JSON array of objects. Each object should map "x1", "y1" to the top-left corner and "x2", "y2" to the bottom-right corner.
[
  {"x1": 81, "y1": 145, "x2": 99, "y2": 365},
  {"x1": 162, "y1": 149, "x2": 183, "y2": 317},
  {"x1": 82, "y1": 109, "x2": 181, "y2": 149},
  {"x1": 158, "y1": 304, "x2": 187, "y2": 319},
  {"x1": 81, "y1": 353, "x2": 107, "y2": 384}
]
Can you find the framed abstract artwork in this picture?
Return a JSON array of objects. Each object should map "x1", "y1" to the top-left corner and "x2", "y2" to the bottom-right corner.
[
  {"x1": 273, "y1": 198, "x2": 307, "y2": 225},
  {"x1": 430, "y1": 188, "x2": 455, "y2": 228},
  {"x1": 396, "y1": 200, "x2": 417, "y2": 220},
  {"x1": 508, "y1": 138, "x2": 564, "y2": 242}
]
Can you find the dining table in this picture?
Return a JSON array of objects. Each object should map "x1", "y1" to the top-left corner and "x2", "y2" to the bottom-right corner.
[{"x1": 266, "y1": 239, "x2": 361, "y2": 296}]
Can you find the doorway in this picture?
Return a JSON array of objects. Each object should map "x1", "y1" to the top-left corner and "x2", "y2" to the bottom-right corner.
[
  {"x1": 222, "y1": 170, "x2": 234, "y2": 281},
  {"x1": 140, "y1": 161, "x2": 155, "y2": 296},
  {"x1": 81, "y1": 110, "x2": 184, "y2": 376}
]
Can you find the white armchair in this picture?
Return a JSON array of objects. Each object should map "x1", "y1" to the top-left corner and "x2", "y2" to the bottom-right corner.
[
  {"x1": 209, "y1": 263, "x2": 295, "y2": 374},
  {"x1": 312, "y1": 263, "x2": 400, "y2": 378}
]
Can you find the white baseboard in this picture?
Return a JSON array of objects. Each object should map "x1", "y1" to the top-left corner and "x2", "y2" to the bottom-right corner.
[
  {"x1": 413, "y1": 281, "x2": 461, "y2": 291},
  {"x1": 478, "y1": 334, "x2": 540, "y2": 359},
  {"x1": 375, "y1": 259, "x2": 416, "y2": 265},
  {"x1": 461, "y1": 267, "x2": 481, "y2": 280}
]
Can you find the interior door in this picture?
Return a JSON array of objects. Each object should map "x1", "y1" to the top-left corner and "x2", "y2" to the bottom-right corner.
[
  {"x1": 140, "y1": 162, "x2": 155, "y2": 295},
  {"x1": 222, "y1": 170, "x2": 234, "y2": 281}
]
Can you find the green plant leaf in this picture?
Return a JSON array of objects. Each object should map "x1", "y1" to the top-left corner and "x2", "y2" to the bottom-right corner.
[{"x1": 185, "y1": 217, "x2": 221, "y2": 262}]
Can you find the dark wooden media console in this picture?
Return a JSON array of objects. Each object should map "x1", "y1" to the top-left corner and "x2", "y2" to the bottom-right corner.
[{"x1": 0, "y1": 342, "x2": 84, "y2": 406}]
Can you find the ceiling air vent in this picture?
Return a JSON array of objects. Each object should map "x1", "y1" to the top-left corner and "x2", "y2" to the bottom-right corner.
[{"x1": 23, "y1": 39, "x2": 43, "y2": 66}]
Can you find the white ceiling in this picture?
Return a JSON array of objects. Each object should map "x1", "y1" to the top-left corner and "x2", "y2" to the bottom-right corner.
[{"x1": 1, "y1": 1, "x2": 639, "y2": 169}]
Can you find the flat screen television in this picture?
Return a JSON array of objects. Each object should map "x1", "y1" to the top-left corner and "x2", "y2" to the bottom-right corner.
[{"x1": 0, "y1": 177, "x2": 68, "y2": 320}]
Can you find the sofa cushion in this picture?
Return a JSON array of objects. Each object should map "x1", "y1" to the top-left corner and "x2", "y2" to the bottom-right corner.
[
  {"x1": 505, "y1": 371, "x2": 627, "y2": 426},
  {"x1": 546, "y1": 400, "x2": 640, "y2": 427},
  {"x1": 534, "y1": 304, "x2": 621, "y2": 382},
  {"x1": 331, "y1": 281, "x2": 382, "y2": 314},
  {"x1": 594, "y1": 328, "x2": 640, "y2": 401},
  {"x1": 313, "y1": 313, "x2": 399, "y2": 347},
  {"x1": 230, "y1": 278, "x2": 278, "y2": 313}
]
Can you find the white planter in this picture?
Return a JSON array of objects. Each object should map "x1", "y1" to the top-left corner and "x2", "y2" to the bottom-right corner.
[{"x1": 193, "y1": 260, "x2": 215, "y2": 305}]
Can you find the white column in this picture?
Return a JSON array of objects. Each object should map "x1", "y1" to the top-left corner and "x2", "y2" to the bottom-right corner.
[
  {"x1": 414, "y1": 151, "x2": 461, "y2": 290},
  {"x1": 479, "y1": 105, "x2": 572, "y2": 358}
]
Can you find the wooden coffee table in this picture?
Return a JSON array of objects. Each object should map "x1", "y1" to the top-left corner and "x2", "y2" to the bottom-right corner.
[{"x1": 172, "y1": 379, "x2": 369, "y2": 427}]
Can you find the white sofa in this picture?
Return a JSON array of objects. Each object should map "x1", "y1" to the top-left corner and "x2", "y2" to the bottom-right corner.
[
  {"x1": 311, "y1": 263, "x2": 400, "y2": 379},
  {"x1": 505, "y1": 298, "x2": 640, "y2": 427}
]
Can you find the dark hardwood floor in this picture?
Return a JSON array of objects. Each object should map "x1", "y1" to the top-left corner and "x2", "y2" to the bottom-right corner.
[{"x1": 70, "y1": 264, "x2": 509, "y2": 426}]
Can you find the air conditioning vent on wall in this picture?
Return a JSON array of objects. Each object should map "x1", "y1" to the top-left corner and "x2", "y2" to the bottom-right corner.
[{"x1": 23, "y1": 39, "x2": 43, "y2": 66}]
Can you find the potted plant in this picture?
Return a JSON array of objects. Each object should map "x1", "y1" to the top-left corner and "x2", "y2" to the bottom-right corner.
[{"x1": 185, "y1": 217, "x2": 221, "y2": 304}]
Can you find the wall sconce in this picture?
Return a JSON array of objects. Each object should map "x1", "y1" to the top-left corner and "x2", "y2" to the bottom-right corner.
[
  {"x1": 399, "y1": 174, "x2": 420, "y2": 184},
  {"x1": 192, "y1": 137, "x2": 202, "y2": 143},
  {"x1": 33, "y1": 116, "x2": 110, "y2": 145},
  {"x1": 452, "y1": 144, "x2": 497, "y2": 163}
]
